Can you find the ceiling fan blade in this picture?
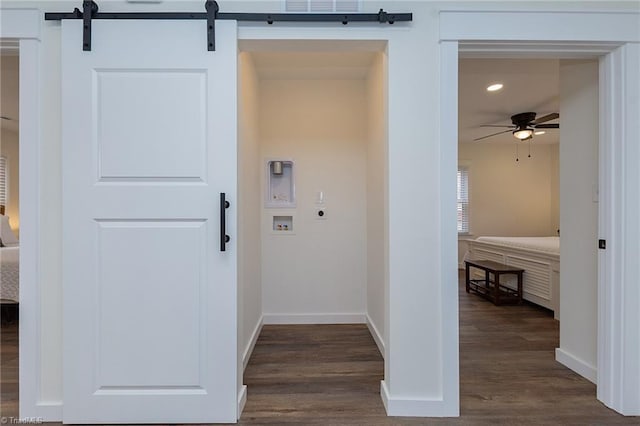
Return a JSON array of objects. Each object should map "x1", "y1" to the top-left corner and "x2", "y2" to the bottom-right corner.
[
  {"x1": 534, "y1": 123, "x2": 559, "y2": 129},
  {"x1": 0, "y1": 116, "x2": 13, "y2": 121},
  {"x1": 532, "y1": 112, "x2": 559, "y2": 125},
  {"x1": 479, "y1": 124, "x2": 514, "y2": 128},
  {"x1": 473, "y1": 129, "x2": 513, "y2": 141}
]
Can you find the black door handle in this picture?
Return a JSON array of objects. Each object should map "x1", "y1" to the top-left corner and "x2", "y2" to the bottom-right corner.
[{"x1": 220, "y1": 192, "x2": 230, "y2": 252}]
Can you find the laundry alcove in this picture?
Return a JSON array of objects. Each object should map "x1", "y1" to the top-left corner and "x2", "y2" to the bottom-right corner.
[{"x1": 237, "y1": 40, "x2": 388, "y2": 384}]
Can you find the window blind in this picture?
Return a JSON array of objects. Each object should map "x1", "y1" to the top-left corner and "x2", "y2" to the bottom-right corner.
[
  {"x1": 0, "y1": 156, "x2": 7, "y2": 207},
  {"x1": 457, "y1": 166, "x2": 469, "y2": 233}
]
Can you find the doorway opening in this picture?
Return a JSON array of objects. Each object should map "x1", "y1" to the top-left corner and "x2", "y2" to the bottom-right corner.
[
  {"x1": 0, "y1": 40, "x2": 21, "y2": 417},
  {"x1": 456, "y1": 51, "x2": 607, "y2": 416},
  {"x1": 236, "y1": 40, "x2": 389, "y2": 418}
]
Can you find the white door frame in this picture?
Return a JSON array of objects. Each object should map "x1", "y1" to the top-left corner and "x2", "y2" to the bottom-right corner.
[
  {"x1": 440, "y1": 9, "x2": 640, "y2": 416},
  {"x1": 0, "y1": 7, "x2": 52, "y2": 419}
]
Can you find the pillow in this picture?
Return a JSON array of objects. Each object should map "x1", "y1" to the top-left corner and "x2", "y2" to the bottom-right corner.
[{"x1": 0, "y1": 215, "x2": 18, "y2": 245}]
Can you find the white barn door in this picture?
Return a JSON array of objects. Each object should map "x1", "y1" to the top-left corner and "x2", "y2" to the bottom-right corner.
[{"x1": 61, "y1": 19, "x2": 237, "y2": 424}]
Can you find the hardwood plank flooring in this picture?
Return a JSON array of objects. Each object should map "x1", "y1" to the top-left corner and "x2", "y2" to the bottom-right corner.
[
  {"x1": 1, "y1": 275, "x2": 638, "y2": 424},
  {"x1": 0, "y1": 321, "x2": 18, "y2": 418},
  {"x1": 240, "y1": 324, "x2": 386, "y2": 425},
  {"x1": 240, "y1": 273, "x2": 638, "y2": 425}
]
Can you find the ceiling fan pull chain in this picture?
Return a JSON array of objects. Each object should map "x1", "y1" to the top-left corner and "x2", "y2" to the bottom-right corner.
[
  {"x1": 515, "y1": 143, "x2": 519, "y2": 162},
  {"x1": 528, "y1": 140, "x2": 532, "y2": 158}
]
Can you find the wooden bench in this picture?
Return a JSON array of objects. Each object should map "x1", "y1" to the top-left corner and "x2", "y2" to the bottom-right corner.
[
  {"x1": 465, "y1": 259, "x2": 524, "y2": 305},
  {"x1": 0, "y1": 299, "x2": 18, "y2": 325}
]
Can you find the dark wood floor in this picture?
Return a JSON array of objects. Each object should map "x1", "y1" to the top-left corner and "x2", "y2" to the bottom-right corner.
[
  {"x1": 0, "y1": 320, "x2": 18, "y2": 418},
  {"x1": 239, "y1": 277, "x2": 638, "y2": 425},
  {"x1": 2, "y1": 275, "x2": 638, "y2": 424}
]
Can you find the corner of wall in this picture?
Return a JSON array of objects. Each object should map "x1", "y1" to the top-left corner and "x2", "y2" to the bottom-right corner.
[
  {"x1": 380, "y1": 380, "x2": 459, "y2": 417},
  {"x1": 243, "y1": 316, "x2": 263, "y2": 371},
  {"x1": 366, "y1": 314, "x2": 385, "y2": 357},
  {"x1": 555, "y1": 348, "x2": 597, "y2": 384},
  {"x1": 237, "y1": 384, "x2": 247, "y2": 420}
]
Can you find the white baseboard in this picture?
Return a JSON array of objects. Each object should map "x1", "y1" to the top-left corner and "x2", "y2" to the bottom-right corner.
[
  {"x1": 237, "y1": 385, "x2": 247, "y2": 420},
  {"x1": 262, "y1": 313, "x2": 366, "y2": 324},
  {"x1": 243, "y1": 317, "x2": 263, "y2": 371},
  {"x1": 366, "y1": 314, "x2": 385, "y2": 358},
  {"x1": 555, "y1": 347, "x2": 597, "y2": 384},
  {"x1": 380, "y1": 380, "x2": 459, "y2": 417},
  {"x1": 20, "y1": 401, "x2": 63, "y2": 422}
]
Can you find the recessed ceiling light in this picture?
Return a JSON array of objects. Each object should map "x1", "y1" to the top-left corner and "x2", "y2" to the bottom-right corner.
[
  {"x1": 534, "y1": 131, "x2": 546, "y2": 135},
  {"x1": 486, "y1": 83, "x2": 504, "y2": 92}
]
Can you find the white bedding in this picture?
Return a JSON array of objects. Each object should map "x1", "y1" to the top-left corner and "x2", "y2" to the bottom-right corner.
[
  {"x1": 1, "y1": 245, "x2": 19, "y2": 302},
  {"x1": 475, "y1": 236, "x2": 560, "y2": 255}
]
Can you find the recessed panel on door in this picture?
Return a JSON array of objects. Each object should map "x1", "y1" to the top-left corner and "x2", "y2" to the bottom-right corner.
[
  {"x1": 96, "y1": 70, "x2": 207, "y2": 181},
  {"x1": 96, "y1": 220, "x2": 206, "y2": 391}
]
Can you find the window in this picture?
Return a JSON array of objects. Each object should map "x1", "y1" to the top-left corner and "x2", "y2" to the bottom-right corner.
[
  {"x1": 457, "y1": 166, "x2": 469, "y2": 234},
  {"x1": 0, "y1": 156, "x2": 7, "y2": 207}
]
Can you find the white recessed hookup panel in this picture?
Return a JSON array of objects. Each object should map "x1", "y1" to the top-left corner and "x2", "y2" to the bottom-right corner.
[{"x1": 265, "y1": 159, "x2": 295, "y2": 208}]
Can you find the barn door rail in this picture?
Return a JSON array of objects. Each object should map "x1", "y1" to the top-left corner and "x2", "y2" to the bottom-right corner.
[{"x1": 45, "y1": 0, "x2": 413, "y2": 52}]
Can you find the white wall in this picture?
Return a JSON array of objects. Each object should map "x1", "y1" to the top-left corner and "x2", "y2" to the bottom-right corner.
[
  {"x1": 366, "y1": 52, "x2": 387, "y2": 351},
  {"x1": 458, "y1": 142, "x2": 559, "y2": 264},
  {"x1": 556, "y1": 59, "x2": 599, "y2": 382},
  {"x1": 37, "y1": 20, "x2": 64, "y2": 405},
  {"x1": 259, "y1": 78, "x2": 368, "y2": 321},
  {"x1": 383, "y1": 5, "x2": 447, "y2": 408},
  {"x1": 459, "y1": 142, "x2": 559, "y2": 236},
  {"x1": 550, "y1": 146, "x2": 560, "y2": 234},
  {"x1": 238, "y1": 53, "x2": 262, "y2": 369}
]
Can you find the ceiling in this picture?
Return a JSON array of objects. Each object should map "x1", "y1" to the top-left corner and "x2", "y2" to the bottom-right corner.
[
  {"x1": 250, "y1": 51, "x2": 378, "y2": 80},
  {"x1": 459, "y1": 58, "x2": 559, "y2": 145}
]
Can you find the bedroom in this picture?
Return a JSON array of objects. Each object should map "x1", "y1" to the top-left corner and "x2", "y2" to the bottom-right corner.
[
  {"x1": 458, "y1": 57, "x2": 599, "y2": 382},
  {"x1": 0, "y1": 48, "x2": 20, "y2": 325}
]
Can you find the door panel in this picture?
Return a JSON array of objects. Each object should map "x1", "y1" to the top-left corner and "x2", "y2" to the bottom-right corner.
[
  {"x1": 62, "y1": 19, "x2": 237, "y2": 424},
  {"x1": 96, "y1": 70, "x2": 207, "y2": 180},
  {"x1": 96, "y1": 221, "x2": 205, "y2": 389}
]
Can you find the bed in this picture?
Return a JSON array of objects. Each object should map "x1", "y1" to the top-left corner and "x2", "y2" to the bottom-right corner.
[
  {"x1": 0, "y1": 213, "x2": 19, "y2": 324},
  {"x1": 466, "y1": 236, "x2": 560, "y2": 319},
  {"x1": 1, "y1": 244, "x2": 19, "y2": 302}
]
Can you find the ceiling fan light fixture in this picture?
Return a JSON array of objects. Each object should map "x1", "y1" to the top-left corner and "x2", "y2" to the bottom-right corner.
[
  {"x1": 486, "y1": 83, "x2": 504, "y2": 92},
  {"x1": 513, "y1": 128, "x2": 534, "y2": 140},
  {"x1": 534, "y1": 130, "x2": 546, "y2": 135}
]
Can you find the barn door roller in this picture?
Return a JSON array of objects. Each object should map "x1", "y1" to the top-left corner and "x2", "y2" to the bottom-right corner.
[{"x1": 45, "y1": 0, "x2": 413, "y2": 52}]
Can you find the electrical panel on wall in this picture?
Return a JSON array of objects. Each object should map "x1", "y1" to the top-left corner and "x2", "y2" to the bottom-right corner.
[{"x1": 265, "y1": 160, "x2": 295, "y2": 208}]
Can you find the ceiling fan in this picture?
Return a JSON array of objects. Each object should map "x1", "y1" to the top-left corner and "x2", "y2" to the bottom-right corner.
[{"x1": 474, "y1": 112, "x2": 559, "y2": 141}]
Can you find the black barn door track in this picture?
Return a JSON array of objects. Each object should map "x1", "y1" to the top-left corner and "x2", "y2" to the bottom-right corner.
[{"x1": 45, "y1": 0, "x2": 413, "y2": 52}]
